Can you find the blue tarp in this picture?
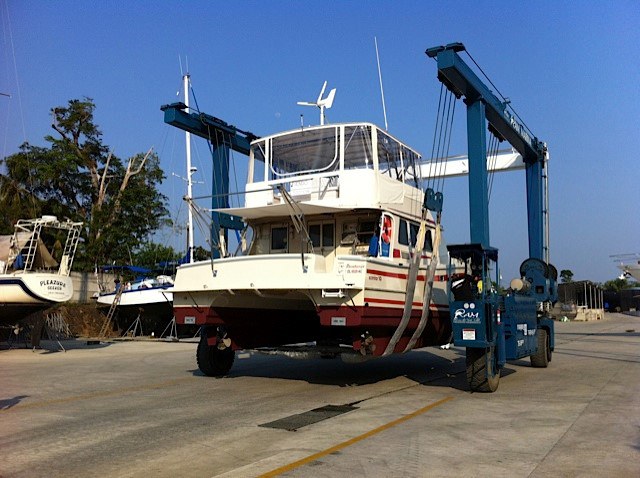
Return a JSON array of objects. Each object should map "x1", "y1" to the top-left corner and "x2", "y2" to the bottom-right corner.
[{"x1": 99, "y1": 265, "x2": 151, "y2": 274}]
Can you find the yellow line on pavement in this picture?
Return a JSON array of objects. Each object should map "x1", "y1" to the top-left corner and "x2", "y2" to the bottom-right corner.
[{"x1": 259, "y1": 396, "x2": 454, "y2": 477}]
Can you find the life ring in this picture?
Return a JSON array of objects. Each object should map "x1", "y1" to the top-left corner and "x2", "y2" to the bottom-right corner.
[{"x1": 381, "y1": 216, "x2": 392, "y2": 243}]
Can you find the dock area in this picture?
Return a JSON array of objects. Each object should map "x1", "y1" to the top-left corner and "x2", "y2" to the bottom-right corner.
[{"x1": 1, "y1": 312, "x2": 638, "y2": 477}]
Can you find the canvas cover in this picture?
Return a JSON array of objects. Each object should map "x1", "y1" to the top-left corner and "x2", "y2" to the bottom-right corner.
[{"x1": 0, "y1": 232, "x2": 58, "y2": 269}]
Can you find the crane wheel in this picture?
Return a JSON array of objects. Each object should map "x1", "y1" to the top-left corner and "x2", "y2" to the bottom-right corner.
[
  {"x1": 197, "y1": 334, "x2": 235, "y2": 377},
  {"x1": 466, "y1": 346, "x2": 500, "y2": 392},
  {"x1": 530, "y1": 328, "x2": 550, "y2": 368}
]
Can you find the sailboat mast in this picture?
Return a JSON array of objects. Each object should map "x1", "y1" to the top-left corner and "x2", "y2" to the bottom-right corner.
[{"x1": 184, "y1": 73, "x2": 195, "y2": 263}]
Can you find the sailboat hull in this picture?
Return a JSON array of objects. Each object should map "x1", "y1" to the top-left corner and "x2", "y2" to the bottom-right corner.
[
  {"x1": 0, "y1": 273, "x2": 74, "y2": 324},
  {"x1": 96, "y1": 286, "x2": 176, "y2": 336}
]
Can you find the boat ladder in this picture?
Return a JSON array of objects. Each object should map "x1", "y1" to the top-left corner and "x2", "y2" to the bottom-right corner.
[
  {"x1": 58, "y1": 226, "x2": 81, "y2": 275},
  {"x1": 20, "y1": 223, "x2": 44, "y2": 271},
  {"x1": 98, "y1": 286, "x2": 124, "y2": 338}
]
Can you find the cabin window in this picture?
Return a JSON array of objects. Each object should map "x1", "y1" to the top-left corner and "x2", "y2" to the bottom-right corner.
[
  {"x1": 271, "y1": 226, "x2": 288, "y2": 251},
  {"x1": 397, "y1": 220, "x2": 433, "y2": 252},
  {"x1": 399, "y1": 219, "x2": 409, "y2": 246},
  {"x1": 309, "y1": 224, "x2": 321, "y2": 247},
  {"x1": 269, "y1": 127, "x2": 339, "y2": 180},
  {"x1": 409, "y1": 223, "x2": 419, "y2": 246},
  {"x1": 309, "y1": 222, "x2": 335, "y2": 249},
  {"x1": 378, "y1": 131, "x2": 402, "y2": 179},
  {"x1": 341, "y1": 222, "x2": 357, "y2": 245},
  {"x1": 322, "y1": 223, "x2": 334, "y2": 247},
  {"x1": 425, "y1": 230, "x2": 433, "y2": 252},
  {"x1": 356, "y1": 220, "x2": 376, "y2": 245},
  {"x1": 250, "y1": 141, "x2": 267, "y2": 183},
  {"x1": 343, "y1": 125, "x2": 374, "y2": 169}
]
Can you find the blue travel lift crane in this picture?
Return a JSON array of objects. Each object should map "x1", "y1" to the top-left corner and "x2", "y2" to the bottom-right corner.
[
  {"x1": 160, "y1": 102, "x2": 257, "y2": 258},
  {"x1": 426, "y1": 43, "x2": 558, "y2": 392}
]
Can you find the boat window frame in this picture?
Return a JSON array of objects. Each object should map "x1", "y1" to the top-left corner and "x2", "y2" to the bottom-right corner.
[
  {"x1": 308, "y1": 220, "x2": 335, "y2": 251},
  {"x1": 270, "y1": 224, "x2": 289, "y2": 252}
]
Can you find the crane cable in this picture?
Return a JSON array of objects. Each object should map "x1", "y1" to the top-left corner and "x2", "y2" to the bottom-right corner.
[
  {"x1": 425, "y1": 84, "x2": 456, "y2": 197},
  {"x1": 487, "y1": 133, "x2": 500, "y2": 202}
]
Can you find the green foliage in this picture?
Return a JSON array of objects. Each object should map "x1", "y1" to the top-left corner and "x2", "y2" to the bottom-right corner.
[
  {"x1": 193, "y1": 246, "x2": 210, "y2": 262},
  {"x1": 560, "y1": 269, "x2": 574, "y2": 283},
  {"x1": 0, "y1": 98, "x2": 170, "y2": 270},
  {"x1": 133, "y1": 243, "x2": 182, "y2": 270},
  {"x1": 602, "y1": 277, "x2": 633, "y2": 292}
]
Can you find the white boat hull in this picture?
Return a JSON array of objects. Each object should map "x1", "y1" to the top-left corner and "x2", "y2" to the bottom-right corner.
[
  {"x1": 96, "y1": 287, "x2": 173, "y2": 308},
  {"x1": 0, "y1": 273, "x2": 74, "y2": 324},
  {"x1": 96, "y1": 286, "x2": 178, "y2": 336},
  {"x1": 173, "y1": 253, "x2": 453, "y2": 352}
]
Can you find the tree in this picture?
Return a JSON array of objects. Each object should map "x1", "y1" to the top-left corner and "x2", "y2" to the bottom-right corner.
[
  {"x1": 0, "y1": 98, "x2": 170, "y2": 269},
  {"x1": 133, "y1": 243, "x2": 182, "y2": 271},
  {"x1": 602, "y1": 277, "x2": 632, "y2": 292},
  {"x1": 560, "y1": 269, "x2": 574, "y2": 283}
]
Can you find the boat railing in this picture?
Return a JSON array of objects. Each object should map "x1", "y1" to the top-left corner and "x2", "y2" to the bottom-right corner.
[{"x1": 245, "y1": 170, "x2": 342, "y2": 207}]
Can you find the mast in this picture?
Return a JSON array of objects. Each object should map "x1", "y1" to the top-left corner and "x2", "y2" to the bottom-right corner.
[{"x1": 184, "y1": 73, "x2": 195, "y2": 263}]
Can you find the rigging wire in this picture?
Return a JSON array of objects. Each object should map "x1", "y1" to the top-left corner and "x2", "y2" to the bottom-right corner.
[
  {"x1": 426, "y1": 84, "x2": 456, "y2": 197},
  {"x1": 464, "y1": 49, "x2": 535, "y2": 143},
  {"x1": 436, "y1": 90, "x2": 456, "y2": 195},
  {"x1": 1, "y1": 1, "x2": 37, "y2": 218},
  {"x1": 426, "y1": 84, "x2": 445, "y2": 193}
]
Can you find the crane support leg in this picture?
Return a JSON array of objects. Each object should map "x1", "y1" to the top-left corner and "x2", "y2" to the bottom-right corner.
[
  {"x1": 526, "y1": 160, "x2": 544, "y2": 261},
  {"x1": 466, "y1": 99, "x2": 490, "y2": 248}
]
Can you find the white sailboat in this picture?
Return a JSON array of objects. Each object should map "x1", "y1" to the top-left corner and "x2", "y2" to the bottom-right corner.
[{"x1": 0, "y1": 216, "x2": 82, "y2": 324}]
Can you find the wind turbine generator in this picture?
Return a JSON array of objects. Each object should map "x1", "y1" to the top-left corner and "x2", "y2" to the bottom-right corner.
[{"x1": 297, "y1": 81, "x2": 336, "y2": 126}]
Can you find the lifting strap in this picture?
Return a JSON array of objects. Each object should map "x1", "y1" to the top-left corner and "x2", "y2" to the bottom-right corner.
[
  {"x1": 382, "y1": 211, "x2": 431, "y2": 356},
  {"x1": 404, "y1": 223, "x2": 441, "y2": 352}
]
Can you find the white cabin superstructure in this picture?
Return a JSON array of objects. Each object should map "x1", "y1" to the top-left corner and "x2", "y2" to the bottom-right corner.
[{"x1": 173, "y1": 122, "x2": 456, "y2": 374}]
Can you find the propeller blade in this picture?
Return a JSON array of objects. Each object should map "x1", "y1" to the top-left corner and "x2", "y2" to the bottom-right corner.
[
  {"x1": 316, "y1": 80, "x2": 328, "y2": 104},
  {"x1": 321, "y1": 88, "x2": 336, "y2": 109}
]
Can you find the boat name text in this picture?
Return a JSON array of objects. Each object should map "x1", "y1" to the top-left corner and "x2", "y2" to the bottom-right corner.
[{"x1": 39, "y1": 279, "x2": 67, "y2": 291}]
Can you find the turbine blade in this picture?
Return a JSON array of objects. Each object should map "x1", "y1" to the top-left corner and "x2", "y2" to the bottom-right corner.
[
  {"x1": 322, "y1": 88, "x2": 336, "y2": 109},
  {"x1": 317, "y1": 81, "x2": 327, "y2": 104}
]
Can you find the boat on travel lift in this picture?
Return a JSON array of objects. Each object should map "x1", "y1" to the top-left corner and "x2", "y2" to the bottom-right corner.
[
  {"x1": 0, "y1": 216, "x2": 82, "y2": 324},
  {"x1": 172, "y1": 106, "x2": 461, "y2": 375}
]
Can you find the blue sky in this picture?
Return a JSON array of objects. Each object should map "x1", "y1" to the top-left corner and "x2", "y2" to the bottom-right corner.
[{"x1": 1, "y1": 0, "x2": 638, "y2": 283}]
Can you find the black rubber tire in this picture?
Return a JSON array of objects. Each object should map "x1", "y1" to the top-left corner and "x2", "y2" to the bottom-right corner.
[
  {"x1": 466, "y1": 346, "x2": 500, "y2": 392},
  {"x1": 530, "y1": 328, "x2": 549, "y2": 368},
  {"x1": 197, "y1": 335, "x2": 235, "y2": 377}
]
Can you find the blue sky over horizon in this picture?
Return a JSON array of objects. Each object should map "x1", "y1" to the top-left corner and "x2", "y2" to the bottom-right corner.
[{"x1": 1, "y1": 0, "x2": 638, "y2": 283}]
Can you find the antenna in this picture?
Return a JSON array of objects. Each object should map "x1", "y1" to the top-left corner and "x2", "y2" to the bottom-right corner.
[
  {"x1": 297, "y1": 81, "x2": 336, "y2": 125},
  {"x1": 183, "y1": 71, "x2": 195, "y2": 263},
  {"x1": 375, "y1": 37, "x2": 388, "y2": 131}
]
